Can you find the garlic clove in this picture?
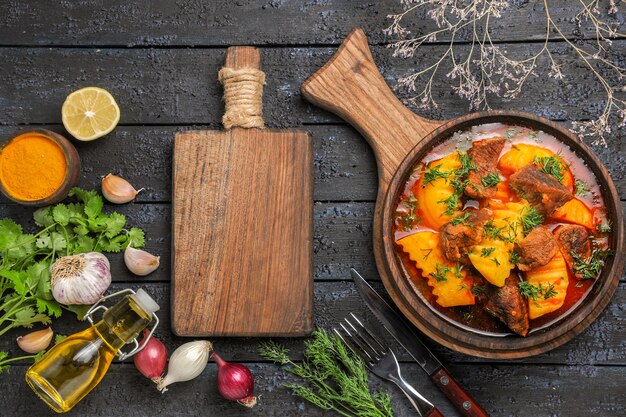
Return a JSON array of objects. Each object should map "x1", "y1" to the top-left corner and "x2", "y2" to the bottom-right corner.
[
  {"x1": 125, "y1": 246, "x2": 160, "y2": 276},
  {"x1": 17, "y1": 327, "x2": 53, "y2": 354},
  {"x1": 102, "y1": 173, "x2": 142, "y2": 204}
]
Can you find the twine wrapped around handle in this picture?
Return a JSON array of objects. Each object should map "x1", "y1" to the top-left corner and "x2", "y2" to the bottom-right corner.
[{"x1": 218, "y1": 67, "x2": 266, "y2": 129}]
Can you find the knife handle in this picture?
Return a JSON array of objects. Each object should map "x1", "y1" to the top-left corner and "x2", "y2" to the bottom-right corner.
[{"x1": 431, "y1": 368, "x2": 490, "y2": 417}]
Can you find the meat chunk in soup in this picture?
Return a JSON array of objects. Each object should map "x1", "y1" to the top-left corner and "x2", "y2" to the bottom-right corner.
[
  {"x1": 554, "y1": 224, "x2": 591, "y2": 279},
  {"x1": 509, "y1": 164, "x2": 573, "y2": 216},
  {"x1": 440, "y1": 209, "x2": 490, "y2": 262},
  {"x1": 517, "y1": 226, "x2": 558, "y2": 271},
  {"x1": 484, "y1": 274, "x2": 530, "y2": 336},
  {"x1": 464, "y1": 137, "x2": 506, "y2": 199}
]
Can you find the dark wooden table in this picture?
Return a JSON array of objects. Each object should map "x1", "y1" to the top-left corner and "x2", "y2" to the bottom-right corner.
[{"x1": 1, "y1": 1, "x2": 624, "y2": 416}]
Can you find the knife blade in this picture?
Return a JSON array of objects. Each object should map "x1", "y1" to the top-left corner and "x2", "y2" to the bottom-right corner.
[{"x1": 351, "y1": 268, "x2": 490, "y2": 417}]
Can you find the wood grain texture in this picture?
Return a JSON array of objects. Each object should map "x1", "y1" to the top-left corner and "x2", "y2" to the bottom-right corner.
[
  {"x1": 302, "y1": 29, "x2": 625, "y2": 359},
  {"x1": 0, "y1": 0, "x2": 621, "y2": 46},
  {"x1": 2, "y1": 43, "x2": 626, "y2": 127},
  {"x1": 172, "y1": 47, "x2": 313, "y2": 336},
  {"x1": 0, "y1": 2, "x2": 625, "y2": 416},
  {"x1": 301, "y1": 28, "x2": 442, "y2": 189},
  {"x1": 3, "y1": 363, "x2": 625, "y2": 417}
]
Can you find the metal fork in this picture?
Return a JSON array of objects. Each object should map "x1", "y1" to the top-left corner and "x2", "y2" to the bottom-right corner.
[{"x1": 334, "y1": 313, "x2": 445, "y2": 417}]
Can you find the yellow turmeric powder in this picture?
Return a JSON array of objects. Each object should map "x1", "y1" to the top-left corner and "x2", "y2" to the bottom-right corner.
[{"x1": 0, "y1": 133, "x2": 67, "y2": 201}]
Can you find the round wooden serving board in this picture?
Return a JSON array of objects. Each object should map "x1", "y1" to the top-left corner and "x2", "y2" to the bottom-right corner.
[{"x1": 301, "y1": 28, "x2": 624, "y2": 359}]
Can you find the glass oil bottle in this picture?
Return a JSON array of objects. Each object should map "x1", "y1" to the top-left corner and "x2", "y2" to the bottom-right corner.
[{"x1": 25, "y1": 288, "x2": 160, "y2": 413}]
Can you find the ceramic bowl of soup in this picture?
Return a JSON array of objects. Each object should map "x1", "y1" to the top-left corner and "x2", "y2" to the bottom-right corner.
[{"x1": 380, "y1": 113, "x2": 624, "y2": 358}]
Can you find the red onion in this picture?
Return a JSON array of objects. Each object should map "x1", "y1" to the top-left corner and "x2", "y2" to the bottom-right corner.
[
  {"x1": 133, "y1": 329, "x2": 167, "y2": 382},
  {"x1": 213, "y1": 352, "x2": 257, "y2": 407}
]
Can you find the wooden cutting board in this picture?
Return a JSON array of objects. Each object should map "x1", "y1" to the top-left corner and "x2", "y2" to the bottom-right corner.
[{"x1": 171, "y1": 46, "x2": 313, "y2": 337}]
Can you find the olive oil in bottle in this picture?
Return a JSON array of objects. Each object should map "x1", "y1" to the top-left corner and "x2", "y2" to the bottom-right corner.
[{"x1": 25, "y1": 289, "x2": 160, "y2": 413}]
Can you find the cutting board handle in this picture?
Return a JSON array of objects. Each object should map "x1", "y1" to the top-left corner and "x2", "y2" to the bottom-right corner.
[
  {"x1": 220, "y1": 46, "x2": 265, "y2": 129},
  {"x1": 301, "y1": 28, "x2": 443, "y2": 188}
]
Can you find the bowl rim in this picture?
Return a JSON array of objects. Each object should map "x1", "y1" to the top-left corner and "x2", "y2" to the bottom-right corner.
[
  {"x1": 0, "y1": 128, "x2": 81, "y2": 207},
  {"x1": 380, "y1": 110, "x2": 624, "y2": 358}
]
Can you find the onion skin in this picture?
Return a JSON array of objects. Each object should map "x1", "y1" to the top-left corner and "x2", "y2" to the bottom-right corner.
[
  {"x1": 157, "y1": 340, "x2": 213, "y2": 393},
  {"x1": 133, "y1": 329, "x2": 167, "y2": 382},
  {"x1": 213, "y1": 352, "x2": 257, "y2": 408}
]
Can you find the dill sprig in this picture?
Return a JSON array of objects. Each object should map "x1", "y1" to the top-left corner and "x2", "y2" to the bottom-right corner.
[
  {"x1": 457, "y1": 152, "x2": 477, "y2": 176},
  {"x1": 259, "y1": 329, "x2": 394, "y2": 417},
  {"x1": 509, "y1": 250, "x2": 521, "y2": 265},
  {"x1": 481, "y1": 172, "x2": 500, "y2": 188},
  {"x1": 596, "y1": 221, "x2": 612, "y2": 234},
  {"x1": 483, "y1": 219, "x2": 515, "y2": 243},
  {"x1": 396, "y1": 195, "x2": 421, "y2": 232},
  {"x1": 450, "y1": 212, "x2": 472, "y2": 226},
  {"x1": 574, "y1": 179, "x2": 590, "y2": 197},
  {"x1": 521, "y1": 206, "x2": 544, "y2": 236},
  {"x1": 570, "y1": 248, "x2": 614, "y2": 280},
  {"x1": 480, "y1": 247, "x2": 496, "y2": 257},
  {"x1": 534, "y1": 155, "x2": 567, "y2": 183},
  {"x1": 471, "y1": 285, "x2": 486, "y2": 297},
  {"x1": 438, "y1": 193, "x2": 460, "y2": 216},
  {"x1": 422, "y1": 164, "x2": 450, "y2": 187},
  {"x1": 518, "y1": 281, "x2": 557, "y2": 301},
  {"x1": 435, "y1": 152, "x2": 475, "y2": 216},
  {"x1": 430, "y1": 263, "x2": 451, "y2": 282}
]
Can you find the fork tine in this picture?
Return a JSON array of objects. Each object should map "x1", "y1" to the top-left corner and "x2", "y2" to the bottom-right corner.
[
  {"x1": 343, "y1": 317, "x2": 384, "y2": 360},
  {"x1": 335, "y1": 325, "x2": 373, "y2": 363},
  {"x1": 340, "y1": 322, "x2": 377, "y2": 361},
  {"x1": 349, "y1": 312, "x2": 388, "y2": 354}
]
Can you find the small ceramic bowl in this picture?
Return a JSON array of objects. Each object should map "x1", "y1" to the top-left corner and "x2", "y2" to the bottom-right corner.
[{"x1": 0, "y1": 129, "x2": 81, "y2": 207}]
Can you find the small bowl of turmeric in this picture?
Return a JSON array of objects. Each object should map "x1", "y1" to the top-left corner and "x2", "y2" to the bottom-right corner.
[{"x1": 0, "y1": 129, "x2": 81, "y2": 206}]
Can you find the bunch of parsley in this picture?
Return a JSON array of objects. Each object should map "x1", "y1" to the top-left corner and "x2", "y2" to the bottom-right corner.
[{"x1": 0, "y1": 188, "x2": 145, "y2": 369}]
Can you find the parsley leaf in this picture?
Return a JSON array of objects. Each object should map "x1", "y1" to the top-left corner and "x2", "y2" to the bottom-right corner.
[
  {"x1": 52, "y1": 204, "x2": 71, "y2": 226},
  {"x1": 0, "y1": 188, "x2": 147, "y2": 366},
  {"x1": 126, "y1": 228, "x2": 145, "y2": 248},
  {"x1": 33, "y1": 207, "x2": 55, "y2": 227}
]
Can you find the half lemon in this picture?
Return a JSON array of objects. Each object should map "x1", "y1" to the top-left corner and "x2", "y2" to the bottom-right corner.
[{"x1": 62, "y1": 87, "x2": 120, "y2": 141}]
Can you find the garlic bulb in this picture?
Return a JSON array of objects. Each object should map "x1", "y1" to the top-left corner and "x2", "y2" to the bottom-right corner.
[
  {"x1": 156, "y1": 340, "x2": 213, "y2": 393},
  {"x1": 50, "y1": 252, "x2": 112, "y2": 305},
  {"x1": 17, "y1": 327, "x2": 53, "y2": 354},
  {"x1": 102, "y1": 173, "x2": 142, "y2": 204},
  {"x1": 125, "y1": 246, "x2": 160, "y2": 276}
]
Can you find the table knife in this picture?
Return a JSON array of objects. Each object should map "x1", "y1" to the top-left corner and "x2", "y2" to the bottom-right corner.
[{"x1": 351, "y1": 269, "x2": 490, "y2": 417}]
